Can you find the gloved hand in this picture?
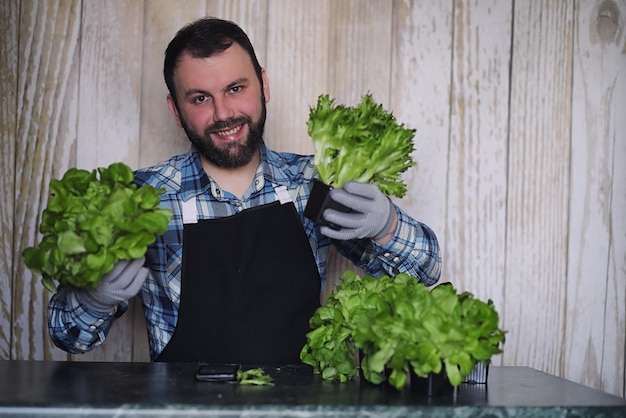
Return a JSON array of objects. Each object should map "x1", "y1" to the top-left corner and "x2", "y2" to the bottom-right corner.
[
  {"x1": 321, "y1": 181, "x2": 395, "y2": 241},
  {"x1": 75, "y1": 257, "x2": 149, "y2": 312}
]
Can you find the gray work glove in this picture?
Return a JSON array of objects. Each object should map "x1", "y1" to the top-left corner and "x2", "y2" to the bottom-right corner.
[
  {"x1": 75, "y1": 257, "x2": 149, "y2": 312},
  {"x1": 321, "y1": 181, "x2": 395, "y2": 241}
]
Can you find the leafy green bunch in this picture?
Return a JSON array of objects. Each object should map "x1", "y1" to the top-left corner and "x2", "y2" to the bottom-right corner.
[
  {"x1": 299, "y1": 270, "x2": 367, "y2": 382},
  {"x1": 22, "y1": 162, "x2": 172, "y2": 292},
  {"x1": 300, "y1": 270, "x2": 506, "y2": 390},
  {"x1": 307, "y1": 93, "x2": 416, "y2": 198}
]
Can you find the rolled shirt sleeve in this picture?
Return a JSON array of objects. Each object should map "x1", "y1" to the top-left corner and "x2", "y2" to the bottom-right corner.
[
  {"x1": 333, "y1": 205, "x2": 442, "y2": 286},
  {"x1": 47, "y1": 287, "x2": 126, "y2": 354}
]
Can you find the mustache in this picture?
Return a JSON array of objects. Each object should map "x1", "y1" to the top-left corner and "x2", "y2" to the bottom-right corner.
[{"x1": 206, "y1": 116, "x2": 251, "y2": 134}]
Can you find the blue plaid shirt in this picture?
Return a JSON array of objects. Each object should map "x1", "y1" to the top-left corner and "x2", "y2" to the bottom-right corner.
[{"x1": 48, "y1": 143, "x2": 441, "y2": 360}]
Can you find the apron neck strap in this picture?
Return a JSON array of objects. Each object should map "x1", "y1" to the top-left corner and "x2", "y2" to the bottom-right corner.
[{"x1": 182, "y1": 185, "x2": 293, "y2": 225}]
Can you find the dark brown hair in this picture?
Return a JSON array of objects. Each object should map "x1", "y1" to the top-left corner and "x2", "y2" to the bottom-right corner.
[{"x1": 163, "y1": 17, "x2": 263, "y2": 103}]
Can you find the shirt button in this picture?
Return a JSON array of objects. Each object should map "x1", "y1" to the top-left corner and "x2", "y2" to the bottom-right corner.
[
  {"x1": 89, "y1": 325, "x2": 96, "y2": 330},
  {"x1": 393, "y1": 257, "x2": 400, "y2": 262},
  {"x1": 384, "y1": 252, "x2": 391, "y2": 258}
]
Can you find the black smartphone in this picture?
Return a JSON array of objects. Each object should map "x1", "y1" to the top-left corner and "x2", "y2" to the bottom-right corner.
[{"x1": 195, "y1": 363, "x2": 241, "y2": 382}]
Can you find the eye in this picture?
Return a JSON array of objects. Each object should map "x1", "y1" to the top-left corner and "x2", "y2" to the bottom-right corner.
[
  {"x1": 229, "y1": 86, "x2": 243, "y2": 94},
  {"x1": 193, "y1": 95, "x2": 209, "y2": 104}
]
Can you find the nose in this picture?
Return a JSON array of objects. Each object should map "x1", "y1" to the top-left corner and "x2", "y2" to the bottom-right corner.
[{"x1": 212, "y1": 95, "x2": 234, "y2": 122}]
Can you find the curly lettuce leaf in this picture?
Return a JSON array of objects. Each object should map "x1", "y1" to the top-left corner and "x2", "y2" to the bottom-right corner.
[{"x1": 307, "y1": 93, "x2": 416, "y2": 198}]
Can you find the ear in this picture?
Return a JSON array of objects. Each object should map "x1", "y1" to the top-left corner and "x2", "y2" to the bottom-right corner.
[
  {"x1": 261, "y1": 68, "x2": 270, "y2": 103},
  {"x1": 167, "y1": 94, "x2": 184, "y2": 128}
]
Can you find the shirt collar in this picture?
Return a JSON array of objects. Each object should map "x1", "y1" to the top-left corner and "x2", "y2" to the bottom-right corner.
[
  {"x1": 258, "y1": 143, "x2": 297, "y2": 189},
  {"x1": 178, "y1": 143, "x2": 290, "y2": 201},
  {"x1": 178, "y1": 145, "x2": 210, "y2": 201}
]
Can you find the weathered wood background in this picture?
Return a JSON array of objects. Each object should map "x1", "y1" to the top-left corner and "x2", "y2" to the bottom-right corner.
[{"x1": 1, "y1": 0, "x2": 624, "y2": 397}]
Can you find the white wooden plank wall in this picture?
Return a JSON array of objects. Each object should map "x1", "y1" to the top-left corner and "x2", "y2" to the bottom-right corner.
[
  {"x1": 11, "y1": 0, "x2": 82, "y2": 362},
  {"x1": 505, "y1": 0, "x2": 573, "y2": 379},
  {"x1": 0, "y1": 0, "x2": 19, "y2": 361},
  {"x1": 1, "y1": 0, "x2": 624, "y2": 397},
  {"x1": 566, "y1": 0, "x2": 626, "y2": 394},
  {"x1": 446, "y1": 0, "x2": 511, "y2": 333}
]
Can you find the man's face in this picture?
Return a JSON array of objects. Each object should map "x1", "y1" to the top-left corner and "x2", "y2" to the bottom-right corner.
[{"x1": 167, "y1": 44, "x2": 270, "y2": 169}]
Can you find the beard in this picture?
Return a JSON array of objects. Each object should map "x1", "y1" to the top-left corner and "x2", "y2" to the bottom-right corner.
[{"x1": 181, "y1": 102, "x2": 266, "y2": 169}]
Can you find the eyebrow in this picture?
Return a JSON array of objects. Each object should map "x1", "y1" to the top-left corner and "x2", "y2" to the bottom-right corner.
[
  {"x1": 182, "y1": 77, "x2": 250, "y2": 99},
  {"x1": 226, "y1": 77, "x2": 249, "y2": 90}
]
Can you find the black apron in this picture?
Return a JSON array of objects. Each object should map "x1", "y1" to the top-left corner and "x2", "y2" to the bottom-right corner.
[{"x1": 156, "y1": 188, "x2": 321, "y2": 364}]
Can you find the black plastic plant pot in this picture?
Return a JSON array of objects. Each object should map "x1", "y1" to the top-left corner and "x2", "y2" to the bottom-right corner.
[
  {"x1": 304, "y1": 179, "x2": 352, "y2": 230},
  {"x1": 462, "y1": 361, "x2": 489, "y2": 384},
  {"x1": 410, "y1": 369, "x2": 454, "y2": 397}
]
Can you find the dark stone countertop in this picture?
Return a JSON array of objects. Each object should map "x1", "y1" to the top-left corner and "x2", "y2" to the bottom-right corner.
[{"x1": 0, "y1": 360, "x2": 624, "y2": 417}]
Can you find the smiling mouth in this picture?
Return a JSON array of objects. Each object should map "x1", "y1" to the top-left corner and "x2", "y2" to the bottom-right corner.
[{"x1": 214, "y1": 124, "x2": 243, "y2": 137}]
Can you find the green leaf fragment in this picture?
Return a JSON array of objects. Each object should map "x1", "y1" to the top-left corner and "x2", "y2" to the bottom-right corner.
[{"x1": 237, "y1": 368, "x2": 274, "y2": 385}]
